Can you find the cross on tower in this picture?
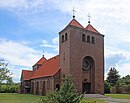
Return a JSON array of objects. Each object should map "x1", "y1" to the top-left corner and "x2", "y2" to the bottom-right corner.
[
  {"x1": 72, "y1": 7, "x2": 76, "y2": 19},
  {"x1": 88, "y1": 13, "x2": 91, "y2": 24}
]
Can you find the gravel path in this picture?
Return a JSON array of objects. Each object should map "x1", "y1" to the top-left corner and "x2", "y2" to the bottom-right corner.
[
  {"x1": 84, "y1": 94, "x2": 130, "y2": 103},
  {"x1": 96, "y1": 97, "x2": 130, "y2": 103}
]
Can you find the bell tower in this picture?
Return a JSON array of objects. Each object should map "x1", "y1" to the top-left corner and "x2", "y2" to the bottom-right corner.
[{"x1": 59, "y1": 18, "x2": 104, "y2": 94}]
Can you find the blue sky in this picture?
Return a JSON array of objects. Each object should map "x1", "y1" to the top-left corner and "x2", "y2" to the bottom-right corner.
[{"x1": 0, "y1": 0, "x2": 130, "y2": 82}]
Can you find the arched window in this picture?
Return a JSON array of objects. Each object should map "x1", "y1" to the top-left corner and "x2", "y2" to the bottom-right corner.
[
  {"x1": 87, "y1": 35, "x2": 90, "y2": 43},
  {"x1": 65, "y1": 33, "x2": 67, "y2": 41},
  {"x1": 92, "y1": 36, "x2": 95, "y2": 44},
  {"x1": 55, "y1": 84, "x2": 60, "y2": 91},
  {"x1": 62, "y1": 35, "x2": 64, "y2": 43},
  {"x1": 82, "y1": 34, "x2": 86, "y2": 42}
]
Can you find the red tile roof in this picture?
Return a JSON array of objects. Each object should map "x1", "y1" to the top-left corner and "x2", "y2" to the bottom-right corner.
[
  {"x1": 31, "y1": 55, "x2": 59, "y2": 79},
  {"x1": 33, "y1": 56, "x2": 47, "y2": 66},
  {"x1": 68, "y1": 19, "x2": 84, "y2": 29},
  {"x1": 22, "y1": 70, "x2": 33, "y2": 80},
  {"x1": 86, "y1": 24, "x2": 99, "y2": 34}
]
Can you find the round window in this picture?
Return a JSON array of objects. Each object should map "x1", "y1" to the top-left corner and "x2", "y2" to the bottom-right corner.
[{"x1": 83, "y1": 58, "x2": 91, "y2": 70}]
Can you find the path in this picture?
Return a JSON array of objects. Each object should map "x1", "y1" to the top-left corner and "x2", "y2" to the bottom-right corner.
[{"x1": 84, "y1": 94, "x2": 130, "y2": 103}]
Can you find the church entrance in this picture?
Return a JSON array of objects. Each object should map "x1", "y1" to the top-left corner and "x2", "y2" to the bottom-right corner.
[{"x1": 82, "y1": 83, "x2": 91, "y2": 94}]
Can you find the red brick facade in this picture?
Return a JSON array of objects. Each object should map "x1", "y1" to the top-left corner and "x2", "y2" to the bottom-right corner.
[{"x1": 20, "y1": 18, "x2": 104, "y2": 95}]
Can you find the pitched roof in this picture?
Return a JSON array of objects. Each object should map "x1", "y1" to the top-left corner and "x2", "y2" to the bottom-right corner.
[
  {"x1": 86, "y1": 24, "x2": 99, "y2": 34},
  {"x1": 31, "y1": 55, "x2": 59, "y2": 79},
  {"x1": 22, "y1": 70, "x2": 33, "y2": 80},
  {"x1": 33, "y1": 56, "x2": 47, "y2": 66},
  {"x1": 68, "y1": 19, "x2": 84, "y2": 29}
]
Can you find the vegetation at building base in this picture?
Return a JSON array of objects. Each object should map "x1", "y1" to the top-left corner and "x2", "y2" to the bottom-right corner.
[
  {"x1": 39, "y1": 75, "x2": 84, "y2": 103},
  {"x1": 0, "y1": 59, "x2": 19, "y2": 93},
  {"x1": 0, "y1": 83, "x2": 19, "y2": 93},
  {"x1": 104, "y1": 81, "x2": 111, "y2": 93},
  {"x1": 0, "y1": 93, "x2": 108, "y2": 103},
  {"x1": 104, "y1": 67, "x2": 130, "y2": 94}
]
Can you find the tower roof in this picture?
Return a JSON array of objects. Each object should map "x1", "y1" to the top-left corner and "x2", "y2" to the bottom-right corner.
[
  {"x1": 68, "y1": 19, "x2": 84, "y2": 29},
  {"x1": 86, "y1": 24, "x2": 99, "y2": 34}
]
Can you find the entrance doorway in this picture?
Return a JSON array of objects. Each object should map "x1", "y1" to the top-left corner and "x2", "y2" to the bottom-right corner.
[
  {"x1": 82, "y1": 83, "x2": 91, "y2": 94},
  {"x1": 55, "y1": 84, "x2": 60, "y2": 91}
]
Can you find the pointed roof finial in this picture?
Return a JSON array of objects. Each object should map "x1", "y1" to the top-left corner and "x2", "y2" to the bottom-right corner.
[
  {"x1": 88, "y1": 13, "x2": 91, "y2": 24},
  {"x1": 72, "y1": 7, "x2": 76, "y2": 19}
]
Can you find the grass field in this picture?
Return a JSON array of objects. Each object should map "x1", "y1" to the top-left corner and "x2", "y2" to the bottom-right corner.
[
  {"x1": 105, "y1": 94, "x2": 130, "y2": 99},
  {"x1": 0, "y1": 93, "x2": 42, "y2": 103},
  {"x1": 0, "y1": 93, "x2": 107, "y2": 103}
]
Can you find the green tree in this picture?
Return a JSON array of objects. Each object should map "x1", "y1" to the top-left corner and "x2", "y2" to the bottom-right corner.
[
  {"x1": 115, "y1": 80, "x2": 121, "y2": 93},
  {"x1": 122, "y1": 75, "x2": 130, "y2": 85},
  {"x1": 0, "y1": 59, "x2": 12, "y2": 84},
  {"x1": 126, "y1": 84, "x2": 130, "y2": 93},
  {"x1": 106, "y1": 67, "x2": 120, "y2": 86},
  {"x1": 117, "y1": 78, "x2": 126, "y2": 86},
  {"x1": 104, "y1": 80, "x2": 111, "y2": 93},
  {"x1": 39, "y1": 75, "x2": 84, "y2": 103}
]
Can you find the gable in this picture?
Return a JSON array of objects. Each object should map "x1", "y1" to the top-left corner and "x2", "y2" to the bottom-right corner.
[{"x1": 31, "y1": 55, "x2": 60, "y2": 79}]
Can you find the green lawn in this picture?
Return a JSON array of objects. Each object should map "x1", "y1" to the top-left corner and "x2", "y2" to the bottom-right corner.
[
  {"x1": 105, "y1": 94, "x2": 130, "y2": 99},
  {"x1": 0, "y1": 93, "x2": 42, "y2": 103},
  {"x1": 81, "y1": 98, "x2": 107, "y2": 103},
  {"x1": 0, "y1": 93, "x2": 107, "y2": 103}
]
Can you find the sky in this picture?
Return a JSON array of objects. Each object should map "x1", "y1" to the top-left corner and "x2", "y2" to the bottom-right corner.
[{"x1": 0, "y1": 0, "x2": 130, "y2": 83}]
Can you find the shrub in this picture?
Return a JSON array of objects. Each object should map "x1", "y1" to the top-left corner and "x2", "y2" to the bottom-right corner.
[
  {"x1": 0, "y1": 83, "x2": 19, "y2": 93},
  {"x1": 104, "y1": 81, "x2": 111, "y2": 93},
  {"x1": 39, "y1": 75, "x2": 84, "y2": 103}
]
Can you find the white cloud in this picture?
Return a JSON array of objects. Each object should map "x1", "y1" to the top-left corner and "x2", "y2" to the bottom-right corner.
[
  {"x1": 52, "y1": 37, "x2": 59, "y2": 45},
  {"x1": 0, "y1": 0, "x2": 45, "y2": 15},
  {"x1": 41, "y1": 36, "x2": 59, "y2": 52},
  {"x1": 118, "y1": 63, "x2": 130, "y2": 77},
  {"x1": 0, "y1": 38, "x2": 40, "y2": 67},
  {"x1": 0, "y1": 38, "x2": 57, "y2": 67},
  {"x1": 104, "y1": 45, "x2": 130, "y2": 79},
  {"x1": 0, "y1": 38, "x2": 58, "y2": 82},
  {"x1": 50, "y1": 0, "x2": 130, "y2": 23}
]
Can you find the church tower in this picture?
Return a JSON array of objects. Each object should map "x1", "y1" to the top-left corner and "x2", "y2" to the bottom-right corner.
[{"x1": 59, "y1": 18, "x2": 104, "y2": 94}]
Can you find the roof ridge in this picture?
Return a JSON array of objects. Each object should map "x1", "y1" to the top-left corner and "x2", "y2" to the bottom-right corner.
[
  {"x1": 33, "y1": 56, "x2": 47, "y2": 66},
  {"x1": 22, "y1": 70, "x2": 32, "y2": 72},
  {"x1": 47, "y1": 55, "x2": 59, "y2": 61},
  {"x1": 68, "y1": 19, "x2": 84, "y2": 29},
  {"x1": 86, "y1": 24, "x2": 99, "y2": 34}
]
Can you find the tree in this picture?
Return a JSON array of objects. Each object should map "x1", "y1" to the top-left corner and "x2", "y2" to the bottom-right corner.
[
  {"x1": 122, "y1": 75, "x2": 130, "y2": 85},
  {"x1": 126, "y1": 84, "x2": 130, "y2": 93},
  {"x1": 104, "y1": 80, "x2": 111, "y2": 93},
  {"x1": 115, "y1": 80, "x2": 121, "y2": 93},
  {"x1": 106, "y1": 67, "x2": 120, "y2": 86},
  {"x1": 39, "y1": 75, "x2": 84, "y2": 103},
  {"x1": 0, "y1": 59, "x2": 12, "y2": 84}
]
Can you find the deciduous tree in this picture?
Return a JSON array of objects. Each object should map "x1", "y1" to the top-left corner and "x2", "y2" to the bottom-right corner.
[{"x1": 0, "y1": 59, "x2": 12, "y2": 84}]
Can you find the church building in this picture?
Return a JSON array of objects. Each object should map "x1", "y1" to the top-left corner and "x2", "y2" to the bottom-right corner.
[{"x1": 20, "y1": 16, "x2": 104, "y2": 95}]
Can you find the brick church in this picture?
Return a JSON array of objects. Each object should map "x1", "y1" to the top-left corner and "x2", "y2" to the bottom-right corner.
[{"x1": 20, "y1": 17, "x2": 104, "y2": 95}]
